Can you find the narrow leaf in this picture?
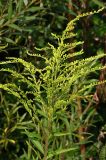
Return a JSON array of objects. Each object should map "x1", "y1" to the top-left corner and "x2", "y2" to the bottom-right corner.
[
  {"x1": 8, "y1": 0, "x2": 13, "y2": 19},
  {"x1": 27, "y1": 7, "x2": 44, "y2": 12},
  {"x1": 4, "y1": 37, "x2": 15, "y2": 44},
  {"x1": 17, "y1": 0, "x2": 24, "y2": 12},
  {"x1": 31, "y1": 140, "x2": 44, "y2": 154},
  {"x1": 92, "y1": 0, "x2": 104, "y2": 7},
  {"x1": 47, "y1": 147, "x2": 78, "y2": 159},
  {"x1": 8, "y1": 24, "x2": 22, "y2": 32},
  {"x1": 25, "y1": 15, "x2": 36, "y2": 21},
  {"x1": 53, "y1": 132, "x2": 71, "y2": 137},
  {"x1": 25, "y1": 131, "x2": 41, "y2": 139}
]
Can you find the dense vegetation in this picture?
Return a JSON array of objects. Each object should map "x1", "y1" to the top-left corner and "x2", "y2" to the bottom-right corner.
[{"x1": 0, "y1": 0, "x2": 106, "y2": 159}]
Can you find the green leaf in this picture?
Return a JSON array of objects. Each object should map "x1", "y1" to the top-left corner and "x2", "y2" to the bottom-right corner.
[
  {"x1": 47, "y1": 147, "x2": 78, "y2": 159},
  {"x1": 17, "y1": 0, "x2": 24, "y2": 12},
  {"x1": 37, "y1": 109, "x2": 47, "y2": 118},
  {"x1": 8, "y1": 0, "x2": 13, "y2": 19},
  {"x1": 92, "y1": 0, "x2": 104, "y2": 7},
  {"x1": 55, "y1": 147, "x2": 78, "y2": 155},
  {"x1": 8, "y1": 24, "x2": 22, "y2": 32},
  {"x1": 27, "y1": 7, "x2": 44, "y2": 12},
  {"x1": 25, "y1": 15, "x2": 36, "y2": 21},
  {"x1": 67, "y1": 9, "x2": 77, "y2": 16},
  {"x1": 24, "y1": 130, "x2": 41, "y2": 139},
  {"x1": 53, "y1": 132, "x2": 71, "y2": 137},
  {"x1": 0, "y1": 44, "x2": 8, "y2": 50},
  {"x1": 4, "y1": 37, "x2": 15, "y2": 44},
  {"x1": 31, "y1": 140, "x2": 44, "y2": 154}
]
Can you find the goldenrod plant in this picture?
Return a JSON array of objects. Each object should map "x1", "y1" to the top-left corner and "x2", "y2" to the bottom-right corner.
[{"x1": 0, "y1": 8, "x2": 105, "y2": 160}]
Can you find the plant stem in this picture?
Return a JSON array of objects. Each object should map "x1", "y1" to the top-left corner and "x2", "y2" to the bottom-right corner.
[
  {"x1": 43, "y1": 115, "x2": 51, "y2": 160},
  {"x1": 43, "y1": 133, "x2": 49, "y2": 160},
  {"x1": 77, "y1": 97, "x2": 86, "y2": 160}
]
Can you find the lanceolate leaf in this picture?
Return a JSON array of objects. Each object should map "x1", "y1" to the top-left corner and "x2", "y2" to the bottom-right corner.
[
  {"x1": 8, "y1": 24, "x2": 22, "y2": 32},
  {"x1": 8, "y1": 0, "x2": 13, "y2": 19},
  {"x1": 53, "y1": 132, "x2": 71, "y2": 137},
  {"x1": 27, "y1": 7, "x2": 44, "y2": 12},
  {"x1": 31, "y1": 140, "x2": 44, "y2": 154},
  {"x1": 47, "y1": 147, "x2": 78, "y2": 159},
  {"x1": 17, "y1": 0, "x2": 24, "y2": 12}
]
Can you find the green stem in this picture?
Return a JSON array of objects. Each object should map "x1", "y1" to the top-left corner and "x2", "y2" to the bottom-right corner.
[{"x1": 43, "y1": 134, "x2": 49, "y2": 160}]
